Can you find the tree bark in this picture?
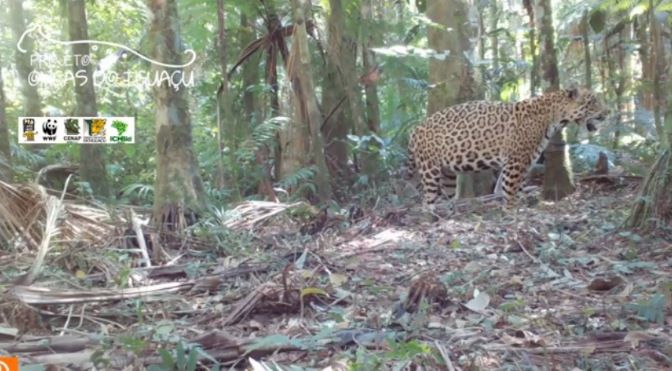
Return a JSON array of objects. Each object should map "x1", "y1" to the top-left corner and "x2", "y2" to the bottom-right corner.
[
  {"x1": 263, "y1": 5, "x2": 286, "y2": 201},
  {"x1": 215, "y1": 0, "x2": 241, "y2": 197},
  {"x1": 239, "y1": 14, "x2": 275, "y2": 201},
  {"x1": 566, "y1": 10, "x2": 593, "y2": 144},
  {"x1": 147, "y1": 0, "x2": 206, "y2": 230},
  {"x1": 626, "y1": 3, "x2": 672, "y2": 230},
  {"x1": 9, "y1": 0, "x2": 42, "y2": 117},
  {"x1": 322, "y1": 0, "x2": 354, "y2": 187},
  {"x1": 489, "y1": 0, "x2": 500, "y2": 98},
  {"x1": 426, "y1": 0, "x2": 492, "y2": 198},
  {"x1": 0, "y1": 53, "x2": 10, "y2": 180},
  {"x1": 361, "y1": 0, "x2": 381, "y2": 135},
  {"x1": 285, "y1": 0, "x2": 332, "y2": 202},
  {"x1": 582, "y1": 11, "x2": 592, "y2": 89},
  {"x1": 67, "y1": 0, "x2": 110, "y2": 198},
  {"x1": 648, "y1": 0, "x2": 665, "y2": 147},
  {"x1": 537, "y1": 0, "x2": 575, "y2": 201},
  {"x1": 523, "y1": 0, "x2": 539, "y2": 96},
  {"x1": 240, "y1": 14, "x2": 258, "y2": 126},
  {"x1": 626, "y1": 103, "x2": 672, "y2": 230}
]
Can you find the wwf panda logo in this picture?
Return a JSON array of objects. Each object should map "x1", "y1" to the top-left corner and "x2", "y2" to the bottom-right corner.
[{"x1": 43, "y1": 119, "x2": 58, "y2": 136}]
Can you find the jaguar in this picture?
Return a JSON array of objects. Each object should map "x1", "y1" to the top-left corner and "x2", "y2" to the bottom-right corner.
[{"x1": 406, "y1": 87, "x2": 609, "y2": 207}]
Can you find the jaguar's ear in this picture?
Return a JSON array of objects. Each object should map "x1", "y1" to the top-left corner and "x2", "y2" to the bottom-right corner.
[{"x1": 567, "y1": 86, "x2": 579, "y2": 100}]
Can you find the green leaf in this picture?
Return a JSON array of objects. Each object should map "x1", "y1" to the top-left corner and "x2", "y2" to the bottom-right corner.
[
  {"x1": 158, "y1": 348, "x2": 175, "y2": 369},
  {"x1": 176, "y1": 342, "x2": 186, "y2": 368},
  {"x1": 186, "y1": 350, "x2": 198, "y2": 371}
]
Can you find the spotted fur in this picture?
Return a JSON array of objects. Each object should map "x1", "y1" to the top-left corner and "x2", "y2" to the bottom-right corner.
[{"x1": 407, "y1": 88, "x2": 609, "y2": 206}]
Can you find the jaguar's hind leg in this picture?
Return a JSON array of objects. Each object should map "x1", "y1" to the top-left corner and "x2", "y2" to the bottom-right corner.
[
  {"x1": 420, "y1": 165, "x2": 442, "y2": 205},
  {"x1": 440, "y1": 167, "x2": 457, "y2": 200}
]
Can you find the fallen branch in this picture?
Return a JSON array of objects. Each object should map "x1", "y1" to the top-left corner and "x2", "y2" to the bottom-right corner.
[{"x1": 222, "y1": 201, "x2": 306, "y2": 230}]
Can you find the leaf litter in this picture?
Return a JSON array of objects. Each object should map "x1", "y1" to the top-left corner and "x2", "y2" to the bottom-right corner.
[{"x1": 0, "y1": 178, "x2": 671, "y2": 370}]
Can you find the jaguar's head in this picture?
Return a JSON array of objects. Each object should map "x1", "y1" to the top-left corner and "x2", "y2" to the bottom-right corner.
[{"x1": 562, "y1": 87, "x2": 609, "y2": 132}]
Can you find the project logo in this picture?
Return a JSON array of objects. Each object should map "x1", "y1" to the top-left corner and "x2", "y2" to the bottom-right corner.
[
  {"x1": 0, "y1": 356, "x2": 19, "y2": 371},
  {"x1": 17, "y1": 23, "x2": 196, "y2": 91},
  {"x1": 84, "y1": 118, "x2": 106, "y2": 143}
]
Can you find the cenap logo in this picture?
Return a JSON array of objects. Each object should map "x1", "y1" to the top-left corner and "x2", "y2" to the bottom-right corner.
[
  {"x1": 0, "y1": 356, "x2": 19, "y2": 371},
  {"x1": 65, "y1": 118, "x2": 80, "y2": 135}
]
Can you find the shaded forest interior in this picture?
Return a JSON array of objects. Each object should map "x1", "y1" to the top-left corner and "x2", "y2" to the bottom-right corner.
[{"x1": 0, "y1": 0, "x2": 671, "y2": 370}]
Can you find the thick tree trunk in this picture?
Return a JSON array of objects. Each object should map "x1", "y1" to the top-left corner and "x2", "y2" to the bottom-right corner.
[
  {"x1": 239, "y1": 14, "x2": 275, "y2": 201},
  {"x1": 626, "y1": 144, "x2": 672, "y2": 230},
  {"x1": 147, "y1": 0, "x2": 206, "y2": 230},
  {"x1": 0, "y1": 54, "x2": 10, "y2": 180},
  {"x1": 427, "y1": 0, "x2": 492, "y2": 199},
  {"x1": 285, "y1": 0, "x2": 331, "y2": 202},
  {"x1": 67, "y1": 0, "x2": 110, "y2": 198},
  {"x1": 9, "y1": 0, "x2": 42, "y2": 117},
  {"x1": 322, "y1": 0, "x2": 353, "y2": 187},
  {"x1": 537, "y1": 0, "x2": 575, "y2": 201}
]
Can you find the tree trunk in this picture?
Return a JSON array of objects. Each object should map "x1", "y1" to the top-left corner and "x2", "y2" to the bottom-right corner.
[
  {"x1": 264, "y1": 7, "x2": 285, "y2": 201},
  {"x1": 240, "y1": 14, "x2": 258, "y2": 125},
  {"x1": 322, "y1": 0, "x2": 354, "y2": 188},
  {"x1": 627, "y1": 105, "x2": 672, "y2": 229},
  {"x1": 567, "y1": 10, "x2": 593, "y2": 144},
  {"x1": 582, "y1": 11, "x2": 593, "y2": 89},
  {"x1": 215, "y1": 0, "x2": 243, "y2": 198},
  {"x1": 604, "y1": 26, "x2": 629, "y2": 150},
  {"x1": 67, "y1": 0, "x2": 110, "y2": 198},
  {"x1": 648, "y1": 0, "x2": 665, "y2": 147},
  {"x1": 426, "y1": 0, "x2": 492, "y2": 199},
  {"x1": 523, "y1": 0, "x2": 539, "y2": 96},
  {"x1": 239, "y1": 14, "x2": 275, "y2": 201},
  {"x1": 147, "y1": 0, "x2": 206, "y2": 230},
  {"x1": 361, "y1": 0, "x2": 381, "y2": 135},
  {"x1": 489, "y1": 0, "x2": 500, "y2": 98},
  {"x1": 537, "y1": 0, "x2": 575, "y2": 201},
  {"x1": 9, "y1": 0, "x2": 42, "y2": 117},
  {"x1": 0, "y1": 53, "x2": 10, "y2": 181},
  {"x1": 285, "y1": 0, "x2": 332, "y2": 202},
  {"x1": 352, "y1": 0, "x2": 380, "y2": 181}
]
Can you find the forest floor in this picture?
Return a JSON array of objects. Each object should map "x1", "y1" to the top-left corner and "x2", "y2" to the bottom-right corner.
[{"x1": 1, "y1": 177, "x2": 671, "y2": 370}]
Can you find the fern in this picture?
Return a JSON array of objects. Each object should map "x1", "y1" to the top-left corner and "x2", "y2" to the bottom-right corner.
[
  {"x1": 236, "y1": 116, "x2": 289, "y2": 163},
  {"x1": 275, "y1": 166, "x2": 317, "y2": 194},
  {"x1": 120, "y1": 183, "x2": 154, "y2": 203}
]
